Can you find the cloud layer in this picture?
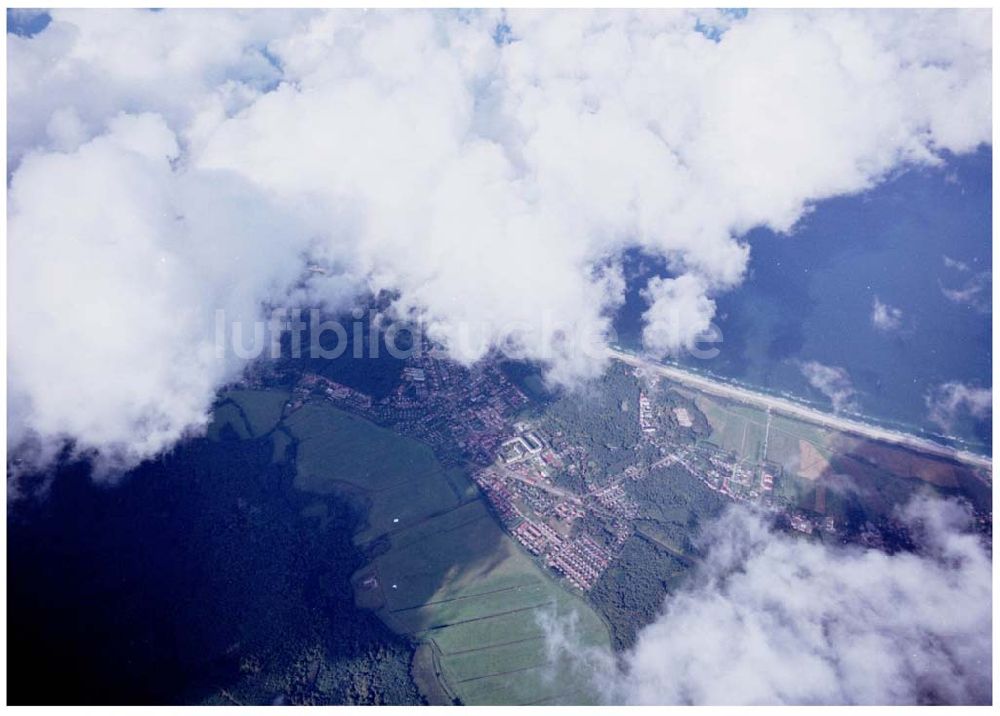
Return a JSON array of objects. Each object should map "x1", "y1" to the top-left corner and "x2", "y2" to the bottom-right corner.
[
  {"x1": 545, "y1": 498, "x2": 991, "y2": 705},
  {"x1": 7, "y1": 9, "x2": 992, "y2": 469},
  {"x1": 800, "y1": 361, "x2": 858, "y2": 413},
  {"x1": 926, "y1": 381, "x2": 992, "y2": 433},
  {"x1": 940, "y1": 255, "x2": 992, "y2": 313},
  {"x1": 871, "y1": 296, "x2": 903, "y2": 332}
]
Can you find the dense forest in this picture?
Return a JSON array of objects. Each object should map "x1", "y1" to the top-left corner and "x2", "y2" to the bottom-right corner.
[
  {"x1": 8, "y1": 425, "x2": 421, "y2": 705},
  {"x1": 541, "y1": 363, "x2": 661, "y2": 484},
  {"x1": 588, "y1": 534, "x2": 690, "y2": 651},
  {"x1": 627, "y1": 463, "x2": 728, "y2": 555}
]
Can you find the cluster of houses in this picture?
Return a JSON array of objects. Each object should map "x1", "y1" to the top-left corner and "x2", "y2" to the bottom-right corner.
[{"x1": 545, "y1": 535, "x2": 611, "y2": 591}]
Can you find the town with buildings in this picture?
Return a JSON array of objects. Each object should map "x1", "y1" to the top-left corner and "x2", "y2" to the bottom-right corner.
[
  {"x1": 282, "y1": 347, "x2": 529, "y2": 468},
  {"x1": 274, "y1": 344, "x2": 816, "y2": 595}
]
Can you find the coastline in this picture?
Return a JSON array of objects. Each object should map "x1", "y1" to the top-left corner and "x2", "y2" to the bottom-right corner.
[{"x1": 609, "y1": 347, "x2": 993, "y2": 472}]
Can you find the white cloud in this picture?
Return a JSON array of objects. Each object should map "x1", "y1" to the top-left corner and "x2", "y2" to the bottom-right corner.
[
  {"x1": 940, "y1": 272, "x2": 992, "y2": 313},
  {"x1": 641, "y1": 274, "x2": 716, "y2": 356},
  {"x1": 926, "y1": 382, "x2": 992, "y2": 432},
  {"x1": 800, "y1": 361, "x2": 858, "y2": 413},
  {"x1": 544, "y1": 498, "x2": 992, "y2": 705},
  {"x1": 940, "y1": 255, "x2": 991, "y2": 312},
  {"x1": 7, "y1": 9, "x2": 992, "y2": 468},
  {"x1": 7, "y1": 10, "x2": 317, "y2": 164},
  {"x1": 7, "y1": 113, "x2": 327, "y2": 474},
  {"x1": 871, "y1": 296, "x2": 903, "y2": 332},
  {"x1": 943, "y1": 255, "x2": 971, "y2": 272}
]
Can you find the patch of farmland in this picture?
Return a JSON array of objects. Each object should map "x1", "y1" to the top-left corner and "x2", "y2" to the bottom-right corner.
[
  {"x1": 367, "y1": 493, "x2": 607, "y2": 703},
  {"x1": 371, "y1": 507, "x2": 546, "y2": 629},
  {"x1": 410, "y1": 642, "x2": 456, "y2": 705},
  {"x1": 741, "y1": 419, "x2": 766, "y2": 462},
  {"x1": 797, "y1": 440, "x2": 831, "y2": 480},
  {"x1": 270, "y1": 426, "x2": 293, "y2": 462},
  {"x1": 286, "y1": 403, "x2": 441, "y2": 493},
  {"x1": 430, "y1": 609, "x2": 544, "y2": 659},
  {"x1": 439, "y1": 635, "x2": 550, "y2": 683},
  {"x1": 206, "y1": 401, "x2": 251, "y2": 440},
  {"x1": 764, "y1": 426, "x2": 801, "y2": 471},
  {"x1": 226, "y1": 388, "x2": 290, "y2": 436},
  {"x1": 834, "y1": 438, "x2": 964, "y2": 488},
  {"x1": 695, "y1": 395, "x2": 767, "y2": 461},
  {"x1": 434, "y1": 591, "x2": 607, "y2": 705},
  {"x1": 768, "y1": 412, "x2": 832, "y2": 447},
  {"x1": 355, "y1": 473, "x2": 467, "y2": 545},
  {"x1": 282, "y1": 402, "x2": 610, "y2": 704}
]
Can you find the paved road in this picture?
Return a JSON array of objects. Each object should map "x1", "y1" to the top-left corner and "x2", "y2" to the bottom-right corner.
[{"x1": 609, "y1": 348, "x2": 992, "y2": 472}]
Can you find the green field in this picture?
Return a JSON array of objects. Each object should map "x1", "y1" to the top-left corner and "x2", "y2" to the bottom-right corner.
[
  {"x1": 275, "y1": 399, "x2": 611, "y2": 705},
  {"x1": 767, "y1": 412, "x2": 832, "y2": 446},
  {"x1": 694, "y1": 394, "x2": 840, "y2": 482},
  {"x1": 208, "y1": 388, "x2": 290, "y2": 440},
  {"x1": 206, "y1": 401, "x2": 252, "y2": 440},
  {"x1": 226, "y1": 388, "x2": 290, "y2": 435},
  {"x1": 695, "y1": 396, "x2": 768, "y2": 460},
  {"x1": 285, "y1": 404, "x2": 470, "y2": 543}
]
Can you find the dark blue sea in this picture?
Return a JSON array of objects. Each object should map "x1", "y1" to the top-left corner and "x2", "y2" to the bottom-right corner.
[{"x1": 615, "y1": 147, "x2": 992, "y2": 453}]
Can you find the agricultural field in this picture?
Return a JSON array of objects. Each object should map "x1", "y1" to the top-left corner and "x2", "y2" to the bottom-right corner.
[
  {"x1": 287, "y1": 404, "x2": 441, "y2": 493},
  {"x1": 207, "y1": 375, "x2": 990, "y2": 705},
  {"x1": 225, "y1": 388, "x2": 291, "y2": 435},
  {"x1": 693, "y1": 395, "x2": 769, "y2": 461},
  {"x1": 683, "y1": 387, "x2": 991, "y2": 528},
  {"x1": 206, "y1": 401, "x2": 252, "y2": 440},
  {"x1": 276, "y1": 400, "x2": 611, "y2": 705},
  {"x1": 209, "y1": 388, "x2": 290, "y2": 440},
  {"x1": 693, "y1": 392, "x2": 840, "y2": 480}
]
